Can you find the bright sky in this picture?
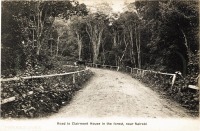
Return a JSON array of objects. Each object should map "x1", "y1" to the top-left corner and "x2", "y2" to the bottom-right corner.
[{"x1": 78, "y1": 0, "x2": 135, "y2": 13}]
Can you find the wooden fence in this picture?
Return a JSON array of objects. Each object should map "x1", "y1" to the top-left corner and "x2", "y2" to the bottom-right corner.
[
  {"x1": 1, "y1": 64, "x2": 198, "y2": 104},
  {"x1": 0, "y1": 69, "x2": 88, "y2": 105},
  {"x1": 125, "y1": 66, "x2": 176, "y2": 88},
  {"x1": 86, "y1": 63, "x2": 199, "y2": 90},
  {"x1": 86, "y1": 63, "x2": 120, "y2": 71}
]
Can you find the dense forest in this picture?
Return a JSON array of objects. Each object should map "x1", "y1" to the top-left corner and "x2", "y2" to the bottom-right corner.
[
  {"x1": 1, "y1": 0, "x2": 199, "y2": 118},
  {"x1": 1, "y1": 0, "x2": 199, "y2": 81}
]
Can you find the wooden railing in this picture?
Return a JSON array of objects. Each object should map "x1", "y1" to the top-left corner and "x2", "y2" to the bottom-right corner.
[
  {"x1": 125, "y1": 66, "x2": 176, "y2": 88},
  {"x1": 1, "y1": 64, "x2": 198, "y2": 104},
  {"x1": 86, "y1": 63, "x2": 120, "y2": 71},
  {"x1": 0, "y1": 69, "x2": 89, "y2": 105},
  {"x1": 86, "y1": 63, "x2": 199, "y2": 90}
]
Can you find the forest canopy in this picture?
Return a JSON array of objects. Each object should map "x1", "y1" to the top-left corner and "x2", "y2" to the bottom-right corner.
[{"x1": 1, "y1": 0, "x2": 199, "y2": 81}]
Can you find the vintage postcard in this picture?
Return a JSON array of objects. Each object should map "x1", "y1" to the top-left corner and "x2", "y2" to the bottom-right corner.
[{"x1": 0, "y1": 0, "x2": 199, "y2": 131}]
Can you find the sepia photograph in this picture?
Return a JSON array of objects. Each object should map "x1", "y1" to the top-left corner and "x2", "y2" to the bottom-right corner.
[{"x1": 0, "y1": 0, "x2": 199, "y2": 131}]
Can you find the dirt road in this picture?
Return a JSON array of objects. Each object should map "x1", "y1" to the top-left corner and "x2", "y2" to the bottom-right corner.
[{"x1": 49, "y1": 68, "x2": 191, "y2": 118}]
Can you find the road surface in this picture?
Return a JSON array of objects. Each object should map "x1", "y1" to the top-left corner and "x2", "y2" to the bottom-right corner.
[{"x1": 48, "y1": 68, "x2": 191, "y2": 118}]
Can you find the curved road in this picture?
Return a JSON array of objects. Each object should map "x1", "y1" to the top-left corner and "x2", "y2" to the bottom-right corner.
[{"x1": 49, "y1": 68, "x2": 191, "y2": 118}]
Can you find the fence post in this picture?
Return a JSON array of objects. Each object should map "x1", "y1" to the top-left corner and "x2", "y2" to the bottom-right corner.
[
  {"x1": 117, "y1": 66, "x2": 120, "y2": 71},
  {"x1": 142, "y1": 70, "x2": 144, "y2": 77},
  {"x1": 73, "y1": 74, "x2": 76, "y2": 84},
  {"x1": 171, "y1": 74, "x2": 177, "y2": 89}
]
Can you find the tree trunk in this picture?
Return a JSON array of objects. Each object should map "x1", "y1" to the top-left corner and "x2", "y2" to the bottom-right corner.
[
  {"x1": 36, "y1": 41, "x2": 41, "y2": 55},
  {"x1": 113, "y1": 33, "x2": 117, "y2": 47},
  {"x1": 102, "y1": 43, "x2": 106, "y2": 64},
  {"x1": 93, "y1": 44, "x2": 98, "y2": 63},
  {"x1": 78, "y1": 41, "x2": 82, "y2": 60},
  {"x1": 130, "y1": 29, "x2": 136, "y2": 67},
  {"x1": 115, "y1": 54, "x2": 118, "y2": 66},
  {"x1": 135, "y1": 25, "x2": 138, "y2": 67},
  {"x1": 76, "y1": 31, "x2": 82, "y2": 61},
  {"x1": 120, "y1": 34, "x2": 129, "y2": 63},
  {"x1": 36, "y1": 3, "x2": 42, "y2": 56},
  {"x1": 135, "y1": 24, "x2": 141, "y2": 68},
  {"x1": 199, "y1": 43, "x2": 200, "y2": 87},
  {"x1": 91, "y1": 30, "x2": 103, "y2": 64},
  {"x1": 179, "y1": 25, "x2": 191, "y2": 62},
  {"x1": 56, "y1": 36, "x2": 60, "y2": 56},
  {"x1": 35, "y1": 1, "x2": 55, "y2": 56},
  {"x1": 86, "y1": 21, "x2": 104, "y2": 64},
  {"x1": 138, "y1": 26, "x2": 141, "y2": 69}
]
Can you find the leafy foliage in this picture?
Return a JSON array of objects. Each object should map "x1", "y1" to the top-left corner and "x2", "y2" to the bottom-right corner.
[
  {"x1": 1, "y1": 1, "x2": 88, "y2": 76},
  {"x1": 134, "y1": 0, "x2": 199, "y2": 74},
  {"x1": 1, "y1": 69, "x2": 93, "y2": 118},
  {"x1": 124, "y1": 68, "x2": 199, "y2": 116},
  {"x1": 1, "y1": 0, "x2": 199, "y2": 118}
]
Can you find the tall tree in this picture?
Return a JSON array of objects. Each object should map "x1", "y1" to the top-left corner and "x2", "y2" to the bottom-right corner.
[
  {"x1": 53, "y1": 18, "x2": 68, "y2": 56},
  {"x1": 112, "y1": 11, "x2": 142, "y2": 68},
  {"x1": 135, "y1": 0, "x2": 199, "y2": 75},
  {"x1": 85, "y1": 13, "x2": 109, "y2": 63},
  {"x1": 69, "y1": 16, "x2": 87, "y2": 60},
  {"x1": 1, "y1": 1, "x2": 88, "y2": 75}
]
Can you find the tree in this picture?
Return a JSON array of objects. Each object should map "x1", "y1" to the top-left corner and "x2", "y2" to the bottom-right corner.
[
  {"x1": 110, "y1": 11, "x2": 142, "y2": 68},
  {"x1": 85, "y1": 13, "x2": 109, "y2": 63},
  {"x1": 53, "y1": 18, "x2": 68, "y2": 56},
  {"x1": 1, "y1": 1, "x2": 88, "y2": 76},
  {"x1": 69, "y1": 16, "x2": 87, "y2": 60},
  {"x1": 22, "y1": 0, "x2": 87, "y2": 55},
  {"x1": 134, "y1": 0, "x2": 199, "y2": 75},
  {"x1": 2, "y1": 1, "x2": 28, "y2": 76}
]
